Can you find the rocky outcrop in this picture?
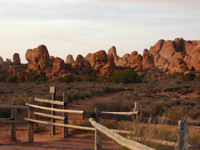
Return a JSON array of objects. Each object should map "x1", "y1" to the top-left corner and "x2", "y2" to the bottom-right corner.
[
  {"x1": 108, "y1": 46, "x2": 118, "y2": 63},
  {"x1": 128, "y1": 51, "x2": 142, "y2": 71},
  {"x1": 0, "y1": 57, "x2": 4, "y2": 66},
  {"x1": 52, "y1": 57, "x2": 65, "y2": 73},
  {"x1": 25, "y1": 45, "x2": 50, "y2": 70},
  {"x1": 13, "y1": 53, "x2": 21, "y2": 65},
  {"x1": 65, "y1": 54, "x2": 74, "y2": 64},
  {"x1": 142, "y1": 49, "x2": 154, "y2": 70}
]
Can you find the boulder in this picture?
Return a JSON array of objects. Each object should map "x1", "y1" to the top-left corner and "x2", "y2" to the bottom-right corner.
[
  {"x1": 168, "y1": 58, "x2": 188, "y2": 73},
  {"x1": 65, "y1": 54, "x2": 74, "y2": 64},
  {"x1": 25, "y1": 45, "x2": 50, "y2": 70},
  {"x1": 142, "y1": 49, "x2": 154, "y2": 69},
  {"x1": 159, "y1": 40, "x2": 177, "y2": 61},
  {"x1": 0, "y1": 57, "x2": 4, "y2": 66},
  {"x1": 5, "y1": 59, "x2": 12, "y2": 66},
  {"x1": 188, "y1": 45, "x2": 200, "y2": 71},
  {"x1": 75, "y1": 54, "x2": 85, "y2": 68},
  {"x1": 128, "y1": 51, "x2": 142, "y2": 71},
  {"x1": 108, "y1": 46, "x2": 118, "y2": 63},
  {"x1": 95, "y1": 50, "x2": 107, "y2": 63},
  {"x1": 107, "y1": 54, "x2": 115, "y2": 67},
  {"x1": 52, "y1": 57, "x2": 65, "y2": 73},
  {"x1": 13, "y1": 53, "x2": 21, "y2": 65}
]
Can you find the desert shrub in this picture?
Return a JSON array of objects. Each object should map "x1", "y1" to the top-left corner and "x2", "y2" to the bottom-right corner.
[
  {"x1": 6, "y1": 76, "x2": 18, "y2": 83},
  {"x1": 183, "y1": 72, "x2": 196, "y2": 81},
  {"x1": 107, "y1": 70, "x2": 142, "y2": 84},
  {"x1": 188, "y1": 104, "x2": 200, "y2": 120},
  {"x1": 0, "y1": 108, "x2": 11, "y2": 118},
  {"x1": 84, "y1": 72, "x2": 97, "y2": 82},
  {"x1": 36, "y1": 77, "x2": 48, "y2": 83},
  {"x1": 18, "y1": 76, "x2": 26, "y2": 83},
  {"x1": 0, "y1": 75, "x2": 6, "y2": 82},
  {"x1": 168, "y1": 72, "x2": 183, "y2": 79},
  {"x1": 59, "y1": 74, "x2": 74, "y2": 83}
]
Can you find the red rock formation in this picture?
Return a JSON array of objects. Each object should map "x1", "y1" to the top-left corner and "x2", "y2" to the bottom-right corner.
[
  {"x1": 128, "y1": 51, "x2": 142, "y2": 71},
  {"x1": 52, "y1": 57, "x2": 65, "y2": 73},
  {"x1": 142, "y1": 49, "x2": 154, "y2": 69},
  {"x1": 168, "y1": 52, "x2": 188, "y2": 72},
  {"x1": 25, "y1": 45, "x2": 50, "y2": 70},
  {"x1": 0, "y1": 57, "x2": 4, "y2": 66},
  {"x1": 65, "y1": 54, "x2": 74, "y2": 64},
  {"x1": 108, "y1": 46, "x2": 118, "y2": 63},
  {"x1": 13, "y1": 53, "x2": 21, "y2": 65}
]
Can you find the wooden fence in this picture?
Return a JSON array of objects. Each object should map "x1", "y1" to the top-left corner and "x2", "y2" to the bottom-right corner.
[
  {"x1": 1, "y1": 86, "x2": 200, "y2": 150},
  {"x1": 0, "y1": 102, "x2": 29, "y2": 140}
]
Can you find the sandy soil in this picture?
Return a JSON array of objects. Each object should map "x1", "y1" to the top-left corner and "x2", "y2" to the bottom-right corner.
[
  {"x1": 0, "y1": 93, "x2": 121, "y2": 150},
  {"x1": 157, "y1": 90, "x2": 199, "y2": 99}
]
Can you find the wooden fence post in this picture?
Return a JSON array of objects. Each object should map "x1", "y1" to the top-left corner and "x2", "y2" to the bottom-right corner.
[
  {"x1": 28, "y1": 97, "x2": 34, "y2": 142},
  {"x1": 50, "y1": 86, "x2": 56, "y2": 136},
  {"x1": 177, "y1": 120, "x2": 188, "y2": 150},
  {"x1": 62, "y1": 92, "x2": 68, "y2": 138},
  {"x1": 95, "y1": 108, "x2": 102, "y2": 150},
  {"x1": 11, "y1": 101, "x2": 17, "y2": 140},
  {"x1": 133, "y1": 101, "x2": 138, "y2": 112},
  {"x1": 133, "y1": 102, "x2": 139, "y2": 136}
]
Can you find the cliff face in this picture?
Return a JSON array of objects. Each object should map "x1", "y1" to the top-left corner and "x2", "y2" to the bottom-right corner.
[
  {"x1": 147, "y1": 38, "x2": 200, "y2": 72},
  {"x1": 4, "y1": 38, "x2": 199, "y2": 81},
  {"x1": 109, "y1": 38, "x2": 200, "y2": 73}
]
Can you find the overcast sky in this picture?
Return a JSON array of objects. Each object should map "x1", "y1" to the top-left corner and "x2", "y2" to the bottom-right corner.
[{"x1": 0, "y1": 0, "x2": 200, "y2": 63}]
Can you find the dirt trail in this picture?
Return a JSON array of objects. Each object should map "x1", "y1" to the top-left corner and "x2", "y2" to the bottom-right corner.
[{"x1": 0, "y1": 93, "x2": 121, "y2": 150}]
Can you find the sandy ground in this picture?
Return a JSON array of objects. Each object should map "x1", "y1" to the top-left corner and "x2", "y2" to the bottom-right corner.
[{"x1": 0, "y1": 93, "x2": 121, "y2": 150}]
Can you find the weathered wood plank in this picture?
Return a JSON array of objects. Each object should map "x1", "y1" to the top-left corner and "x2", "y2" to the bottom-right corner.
[
  {"x1": 34, "y1": 98, "x2": 65, "y2": 105},
  {"x1": 177, "y1": 121, "x2": 188, "y2": 150},
  {"x1": 89, "y1": 118, "x2": 155, "y2": 150},
  {"x1": 34, "y1": 112, "x2": 65, "y2": 120},
  {"x1": 0, "y1": 104, "x2": 29, "y2": 109},
  {"x1": 11, "y1": 101, "x2": 17, "y2": 140},
  {"x1": 83, "y1": 111, "x2": 136, "y2": 121},
  {"x1": 28, "y1": 97, "x2": 34, "y2": 142},
  {"x1": 24, "y1": 118, "x2": 95, "y2": 131},
  {"x1": 102, "y1": 111, "x2": 139, "y2": 115},
  {"x1": 62, "y1": 92, "x2": 68, "y2": 138},
  {"x1": 95, "y1": 108, "x2": 102, "y2": 150},
  {"x1": 26, "y1": 103, "x2": 84, "y2": 114},
  {"x1": 0, "y1": 119, "x2": 27, "y2": 123}
]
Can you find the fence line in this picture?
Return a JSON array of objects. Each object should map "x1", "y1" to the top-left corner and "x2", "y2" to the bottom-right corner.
[
  {"x1": 1, "y1": 86, "x2": 200, "y2": 150},
  {"x1": 89, "y1": 118, "x2": 155, "y2": 150}
]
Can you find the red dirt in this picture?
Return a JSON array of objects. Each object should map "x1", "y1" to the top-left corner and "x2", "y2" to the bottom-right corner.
[
  {"x1": 157, "y1": 90, "x2": 199, "y2": 99},
  {"x1": 0, "y1": 93, "x2": 121, "y2": 150}
]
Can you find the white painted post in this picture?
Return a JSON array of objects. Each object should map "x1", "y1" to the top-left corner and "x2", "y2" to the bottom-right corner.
[
  {"x1": 177, "y1": 121, "x2": 188, "y2": 150},
  {"x1": 95, "y1": 108, "x2": 102, "y2": 150}
]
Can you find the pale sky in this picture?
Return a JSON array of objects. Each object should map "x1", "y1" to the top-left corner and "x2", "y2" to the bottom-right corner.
[{"x1": 0, "y1": 0, "x2": 200, "y2": 63}]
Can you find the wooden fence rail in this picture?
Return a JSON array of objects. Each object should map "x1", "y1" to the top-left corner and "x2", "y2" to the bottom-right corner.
[
  {"x1": 1, "y1": 86, "x2": 200, "y2": 150},
  {"x1": 0, "y1": 102, "x2": 29, "y2": 140},
  {"x1": 89, "y1": 118, "x2": 155, "y2": 150}
]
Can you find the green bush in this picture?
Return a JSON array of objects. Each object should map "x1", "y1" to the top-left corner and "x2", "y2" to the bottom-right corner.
[
  {"x1": 59, "y1": 74, "x2": 74, "y2": 83},
  {"x1": 0, "y1": 75, "x2": 6, "y2": 82},
  {"x1": 107, "y1": 70, "x2": 142, "y2": 84},
  {"x1": 6, "y1": 76, "x2": 18, "y2": 83},
  {"x1": 183, "y1": 72, "x2": 196, "y2": 81}
]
